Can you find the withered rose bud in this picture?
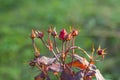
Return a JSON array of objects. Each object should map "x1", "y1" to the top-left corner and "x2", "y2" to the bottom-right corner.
[
  {"x1": 71, "y1": 29, "x2": 79, "y2": 36},
  {"x1": 65, "y1": 33, "x2": 73, "y2": 41},
  {"x1": 31, "y1": 29, "x2": 36, "y2": 39},
  {"x1": 36, "y1": 31, "x2": 44, "y2": 39},
  {"x1": 59, "y1": 29, "x2": 68, "y2": 41},
  {"x1": 47, "y1": 27, "x2": 52, "y2": 33},
  {"x1": 35, "y1": 51, "x2": 40, "y2": 57},
  {"x1": 97, "y1": 49, "x2": 103, "y2": 55},
  {"x1": 96, "y1": 46, "x2": 106, "y2": 55},
  {"x1": 51, "y1": 30, "x2": 57, "y2": 37}
]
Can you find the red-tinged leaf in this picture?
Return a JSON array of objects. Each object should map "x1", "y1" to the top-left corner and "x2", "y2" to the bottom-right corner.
[
  {"x1": 67, "y1": 60, "x2": 87, "y2": 70},
  {"x1": 73, "y1": 54, "x2": 89, "y2": 66}
]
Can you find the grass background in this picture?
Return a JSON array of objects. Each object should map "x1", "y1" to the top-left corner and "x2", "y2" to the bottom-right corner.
[{"x1": 0, "y1": 0, "x2": 120, "y2": 80}]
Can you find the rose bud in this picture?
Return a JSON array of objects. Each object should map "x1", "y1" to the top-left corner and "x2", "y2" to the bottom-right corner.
[
  {"x1": 71, "y1": 29, "x2": 79, "y2": 36},
  {"x1": 31, "y1": 29, "x2": 36, "y2": 39},
  {"x1": 51, "y1": 29, "x2": 57, "y2": 37},
  {"x1": 59, "y1": 29, "x2": 68, "y2": 41},
  {"x1": 47, "y1": 27, "x2": 52, "y2": 33},
  {"x1": 96, "y1": 45, "x2": 107, "y2": 59},
  {"x1": 97, "y1": 49, "x2": 103, "y2": 55},
  {"x1": 97, "y1": 46, "x2": 106, "y2": 55},
  {"x1": 36, "y1": 31, "x2": 44, "y2": 39},
  {"x1": 65, "y1": 33, "x2": 72, "y2": 41}
]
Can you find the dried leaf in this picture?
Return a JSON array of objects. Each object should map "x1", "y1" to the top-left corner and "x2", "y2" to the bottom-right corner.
[
  {"x1": 73, "y1": 54, "x2": 89, "y2": 66},
  {"x1": 60, "y1": 71, "x2": 74, "y2": 80},
  {"x1": 37, "y1": 56, "x2": 56, "y2": 65},
  {"x1": 60, "y1": 67, "x2": 74, "y2": 80},
  {"x1": 74, "y1": 70, "x2": 84, "y2": 80},
  {"x1": 48, "y1": 63, "x2": 62, "y2": 72}
]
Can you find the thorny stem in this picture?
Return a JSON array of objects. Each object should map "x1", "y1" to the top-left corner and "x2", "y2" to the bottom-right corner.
[
  {"x1": 71, "y1": 36, "x2": 75, "y2": 67},
  {"x1": 61, "y1": 41, "x2": 65, "y2": 68},
  {"x1": 66, "y1": 46, "x2": 91, "y2": 59},
  {"x1": 41, "y1": 38, "x2": 48, "y2": 48},
  {"x1": 32, "y1": 39, "x2": 39, "y2": 57},
  {"x1": 41, "y1": 38, "x2": 60, "y2": 61},
  {"x1": 51, "y1": 49, "x2": 60, "y2": 61},
  {"x1": 53, "y1": 36, "x2": 60, "y2": 53},
  {"x1": 32, "y1": 39, "x2": 36, "y2": 52},
  {"x1": 77, "y1": 47, "x2": 91, "y2": 59},
  {"x1": 64, "y1": 41, "x2": 66, "y2": 51},
  {"x1": 35, "y1": 63, "x2": 49, "y2": 80}
]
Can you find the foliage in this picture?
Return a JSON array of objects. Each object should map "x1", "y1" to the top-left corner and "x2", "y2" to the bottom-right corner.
[{"x1": 29, "y1": 27, "x2": 106, "y2": 80}]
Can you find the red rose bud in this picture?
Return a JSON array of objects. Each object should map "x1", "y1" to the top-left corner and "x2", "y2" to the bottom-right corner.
[
  {"x1": 31, "y1": 29, "x2": 36, "y2": 39},
  {"x1": 36, "y1": 31, "x2": 44, "y2": 39},
  {"x1": 71, "y1": 29, "x2": 79, "y2": 36},
  {"x1": 59, "y1": 29, "x2": 68, "y2": 41},
  {"x1": 97, "y1": 45, "x2": 106, "y2": 56}
]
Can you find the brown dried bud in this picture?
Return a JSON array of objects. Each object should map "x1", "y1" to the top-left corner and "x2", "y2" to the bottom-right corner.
[
  {"x1": 47, "y1": 27, "x2": 52, "y2": 33},
  {"x1": 31, "y1": 29, "x2": 36, "y2": 39},
  {"x1": 71, "y1": 29, "x2": 79, "y2": 36},
  {"x1": 34, "y1": 44, "x2": 40, "y2": 57},
  {"x1": 35, "y1": 51, "x2": 40, "y2": 57}
]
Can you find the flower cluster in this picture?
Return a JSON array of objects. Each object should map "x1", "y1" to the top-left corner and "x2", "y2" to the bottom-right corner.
[{"x1": 29, "y1": 27, "x2": 107, "y2": 80}]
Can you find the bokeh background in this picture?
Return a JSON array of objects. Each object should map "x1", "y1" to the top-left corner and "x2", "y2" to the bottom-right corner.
[{"x1": 0, "y1": 0, "x2": 120, "y2": 80}]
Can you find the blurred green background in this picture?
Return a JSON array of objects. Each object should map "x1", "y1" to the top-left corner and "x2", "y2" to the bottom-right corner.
[{"x1": 0, "y1": 0, "x2": 120, "y2": 80}]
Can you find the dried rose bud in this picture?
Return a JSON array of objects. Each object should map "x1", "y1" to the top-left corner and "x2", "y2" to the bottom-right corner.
[
  {"x1": 96, "y1": 45, "x2": 107, "y2": 59},
  {"x1": 31, "y1": 29, "x2": 36, "y2": 39},
  {"x1": 35, "y1": 51, "x2": 40, "y2": 57},
  {"x1": 34, "y1": 44, "x2": 40, "y2": 57},
  {"x1": 51, "y1": 30, "x2": 57, "y2": 37},
  {"x1": 97, "y1": 49, "x2": 103, "y2": 55},
  {"x1": 36, "y1": 31, "x2": 44, "y2": 39},
  {"x1": 71, "y1": 29, "x2": 79, "y2": 36},
  {"x1": 65, "y1": 33, "x2": 73, "y2": 41},
  {"x1": 96, "y1": 46, "x2": 106, "y2": 55},
  {"x1": 47, "y1": 27, "x2": 52, "y2": 33},
  {"x1": 59, "y1": 29, "x2": 68, "y2": 41}
]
